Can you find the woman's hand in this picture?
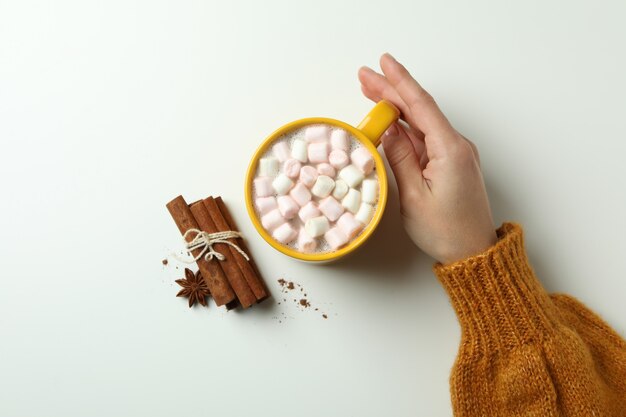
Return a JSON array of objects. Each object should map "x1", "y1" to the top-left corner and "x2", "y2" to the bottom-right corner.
[{"x1": 359, "y1": 53, "x2": 497, "y2": 264}]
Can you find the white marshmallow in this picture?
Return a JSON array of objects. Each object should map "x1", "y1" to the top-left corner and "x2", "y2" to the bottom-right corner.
[
  {"x1": 255, "y1": 196, "x2": 277, "y2": 215},
  {"x1": 332, "y1": 179, "x2": 349, "y2": 200},
  {"x1": 289, "y1": 182, "x2": 312, "y2": 206},
  {"x1": 305, "y1": 216, "x2": 330, "y2": 238},
  {"x1": 355, "y1": 203, "x2": 374, "y2": 225},
  {"x1": 297, "y1": 227, "x2": 317, "y2": 253},
  {"x1": 331, "y1": 129, "x2": 350, "y2": 151},
  {"x1": 342, "y1": 188, "x2": 361, "y2": 214},
  {"x1": 298, "y1": 201, "x2": 321, "y2": 223},
  {"x1": 283, "y1": 158, "x2": 302, "y2": 178},
  {"x1": 324, "y1": 227, "x2": 349, "y2": 250},
  {"x1": 277, "y1": 195, "x2": 299, "y2": 219},
  {"x1": 261, "y1": 209, "x2": 285, "y2": 231},
  {"x1": 272, "y1": 222, "x2": 298, "y2": 244},
  {"x1": 337, "y1": 212, "x2": 364, "y2": 239},
  {"x1": 338, "y1": 165, "x2": 364, "y2": 188},
  {"x1": 318, "y1": 196, "x2": 344, "y2": 222},
  {"x1": 272, "y1": 141, "x2": 291, "y2": 162},
  {"x1": 299, "y1": 165, "x2": 318, "y2": 188},
  {"x1": 305, "y1": 125, "x2": 330, "y2": 143},
  {"x1": 351, "y1": 147, "x2": 375, "y2": 175},
  {"x1": 254, "y1": 177, "x2": 274, "y2": 197},
  {"x1": 311, "y1": 175, "x2": 335, "y2": 198},
  {"x1": 328, "y1": 149, "x2": 349, "y2": 169},
  {"x1": 292, "y1": 139, "x2": 308, "y2": 163},
  {"x1": 317, "y1": 163, "x2": 336, "y2": 178},
  {"x1": 272, "y1": 174, "x2": 294, "y2": 195},
  {"x1": 259, "y1": 157, "x2": 279, "y2": 177},
  {"x1": 308, "y1": 142, "x2": 329, "y2": 164},
  {"x1": 361, "y1": 178, "x2": 378, "y2": 203}
]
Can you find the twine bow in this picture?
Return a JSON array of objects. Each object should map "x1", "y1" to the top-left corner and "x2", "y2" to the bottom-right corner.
[{"x1": 176, "y1": 228, "x2": 249, "y2": 263}]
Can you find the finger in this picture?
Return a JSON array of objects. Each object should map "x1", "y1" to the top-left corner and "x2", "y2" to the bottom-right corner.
[
  {"x1": 461, "y1": 135, "x2": 481, "y2": 166},
  {"x1": 379, "y1": 53, "x2": 453, "y2": 136},
  {"x1": 381, "y1": 123, "x2": 424, "y2": 196},
  {"x1": 398, "y1": 119, "x2": 426, "y2": 155},
  {"x1": 360, "y1": 83, "x2": 382, "y2": 103}
]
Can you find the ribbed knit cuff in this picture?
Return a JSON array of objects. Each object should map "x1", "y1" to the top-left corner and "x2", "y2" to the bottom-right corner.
[{"x1": 434, "y1": 223, "x2": 561, "y2": 353}]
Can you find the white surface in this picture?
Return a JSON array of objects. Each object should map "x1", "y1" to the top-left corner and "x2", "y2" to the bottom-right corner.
[{"x1": 1, "y1": 1, "x2": 625, "y2": 416}]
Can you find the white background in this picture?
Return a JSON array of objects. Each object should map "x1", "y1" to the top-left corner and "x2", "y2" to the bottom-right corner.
[{"x1": 1, "y1": 1, "x2": 625, "y2": 416}]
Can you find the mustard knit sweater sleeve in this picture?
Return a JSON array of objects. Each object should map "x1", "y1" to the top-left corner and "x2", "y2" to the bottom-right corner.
[{"x1": 434, "y1": 223, "x2": 626, "y2": 417}]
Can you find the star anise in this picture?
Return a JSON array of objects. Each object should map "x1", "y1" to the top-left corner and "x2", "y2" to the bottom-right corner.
[{"x1": 176, "y1": 268, "x2": 210, "y2": 307}]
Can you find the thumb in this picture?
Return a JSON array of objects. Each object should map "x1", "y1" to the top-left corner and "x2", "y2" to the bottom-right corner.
[{"x1": 381, "y1": 123, "x2": 424, "y2": 196}]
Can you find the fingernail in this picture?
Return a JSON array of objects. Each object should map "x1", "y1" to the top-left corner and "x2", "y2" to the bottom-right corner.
[
  {"x1": 385, "y1": 123, "x2": 399, "y2": 137},
  {"x1": 383, "y1": 52, "x2": 397, "y2": 63}
]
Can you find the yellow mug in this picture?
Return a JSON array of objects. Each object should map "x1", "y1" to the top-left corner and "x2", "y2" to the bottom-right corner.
[{"x1": 245, "y1": 100, "x2": 400, "y2": 262}]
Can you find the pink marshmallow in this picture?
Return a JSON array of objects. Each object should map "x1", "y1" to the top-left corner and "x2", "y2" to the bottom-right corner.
[
  {"x1": 351, "y1": 147, "x2": 375, "y2": 175},
  {"x1": 331, "y1": 129, "x2": 350, "y2": 151},
  {"x1": 328, "y1": 150, "x2": 349, "y2": 169},
  {"x1": 324, "y1": 227, "x2": 349, "y2": 250},
  {"x1": 305, "y1": 125, "x2": 330, "y2": 143},
  {"x1": 277, "y1": 195, "x2": 299, "y2": 219},
  {"x1": 254, "y1": 177, "x2": 274, "y2": 197},
  {"x1": 317, "y1": 163, "x2": 336, "y2": 178},
  {"x1": 273, "y1": 222, "x2": 298, "y2": 244},
  {"x1": 318, "y1": 196, "x2": 344, "y2": 222},
  {"x1": 255, "y1": 196, "x2": 277, "y2": 215},
  {"x1": 283, "y1": 158, "x2": 302, "y2": 178},
  {"x1": 308, "y1": 142, "x2": 329, "y2": 164},
  {"x1": 272, "y1": 141, "x2": 291, "y2": 162},
  {"x1": 261, "y1": 209, "x2": 285, "y2": 231},
  {"x1": 289, "y1": 182, "x2": 312, "y2": 206},
  {"x1": 337, "y1": 212, "x2": 363, "y2": 239},
  {"x1": 297, "y1": 227, "x2": 317, "y2": 253},
  {"x1": 298, "y1": 201, "x2": 321, "y2": 223},
  {"x1": 299, "y1": 165, "x2": 319, "y2": 188}
]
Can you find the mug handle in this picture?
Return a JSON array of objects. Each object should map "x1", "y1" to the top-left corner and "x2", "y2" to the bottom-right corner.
[{"x1": 356, "y1": 100, "x2": 400, "y2": 147}]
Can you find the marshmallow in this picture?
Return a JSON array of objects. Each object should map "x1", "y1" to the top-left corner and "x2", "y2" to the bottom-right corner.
[
  {"x1": 277, "y1": 195, "x2": 299, "y2": 219},
  {"x1": 338, "y1": 165, "x2": 364, "y2": 188},
  {"x1": 317, "y1": 163, "x2": 336, "y2": 178},
  {"x1": 311, "y1": 175, "x2": 335, "y2": 198},
  {"x1": 355, "y1": 203, "x2": 374, "y2": 225},
  {"x1": 337, "y1": 212, "x2": 364, "y2": 239},
  {"x1": 289, "y1": 182, "x2": 312, "y2": 206},
  {"x1": 292, "y1": 139, "x2": 308, "y2": 163},
  {"x1": 318, "y1": 196, "x2": 344, "y2": 222},
  {"x1": 331, "y1": 129, "x2": 350, "y2": 151},
  {"x1": 299, "y1": 165, "x2": 318, "y2": 188},
  {"x1": 259, "y1": 157, "x2": 279, "y2": 177},
  {"x1": 272, "y1": 174, "x2": 294, "y2": 195},
  {"x1": 283, "y1": 158, "x2": 302, "y2": 178},
  {"x1": 308, "y1": 142, "x2": 329, "y2": 164},
  {"x1": 328, "y1": 149, "x2": 349, "y2": 169},
  {"x1": 255, "y1": 196, "x2": 277, "y2": 215},
  {"x1": 272, "y1": 222, "x2": 298, "y2": 244},
  {"x1": 261, "y1": 208, "x2": 285, "y2": 231},
  {"x1": 332, "y1": 179, "x2": 349, "y2": 200},
  {"x1": 324, "y1": 227, "x2": 349, "y2": 250},
  {"x1": 298, "y1": 201, "x2": 321, "y2": 223},
  {"x1": 305, "y1": 216, "x2": 330, "y2": 238},
  {"x1": 342, "y1": 188, "x2": 361, "y2": 214},
  {"x1": 254, "y1": 177, "x2": 274, "y2": 197},
  {"x1": 351, "y1": 147, "x2": 375, "y2": 175},
  {"x1": 297, "y1": 227, "x2": 317, "y2": 253},
  {"x1": 305, "y1": 125, "x2": 330, "y2": 143},
  {"x1": 361, "y1": 178, "x2": 378, "y2": 203},
  {"x1": 272, "y1": 141, "x2": 291, "y2": 162}
]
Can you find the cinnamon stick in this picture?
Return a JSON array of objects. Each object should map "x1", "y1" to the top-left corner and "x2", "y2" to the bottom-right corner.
[
  {"x1": 190, "y1": 201, "x2": 256, "y2": 309},
  {"x1": 211, "y1": 196, "x2": 269, "y2": 302},
  {"x1": 166, "y1": 195, "x2": 235, "y2": 306}
]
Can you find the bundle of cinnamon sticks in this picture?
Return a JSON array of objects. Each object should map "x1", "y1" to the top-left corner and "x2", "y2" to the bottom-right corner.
[{"x1": 166, "y1": 195, "x2": 268, "y2": 309}]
